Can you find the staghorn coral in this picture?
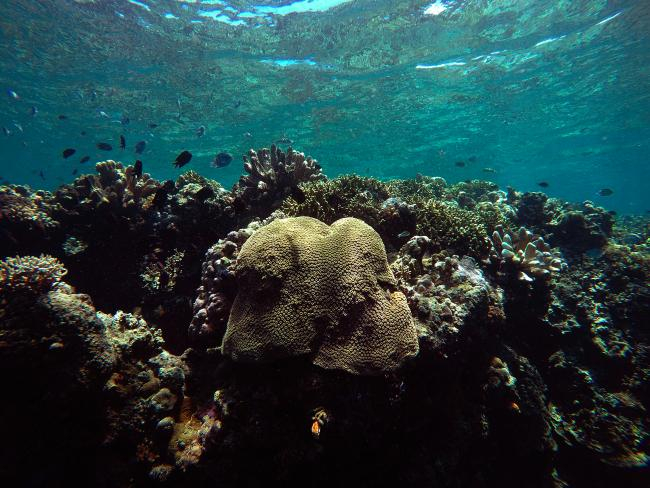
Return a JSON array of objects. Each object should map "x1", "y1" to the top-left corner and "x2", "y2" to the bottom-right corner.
[
  {"x1": 221, "y1": 216, "x2": 419, "y2": 375},
  {"x1": 280, "y1": 174, "x2": 389, "y2": 228},
  {"x1": 232, "y1": 144, "x2": 324, "y2": 215},
  {"x1": 0, "y1": 254, "x2": 67, "y2": 297},
  {"x1": 488, "y1": 225, "x2": 564, "y2": 282},
  {"x1": 414, "y1": 199, "x2": 491, "y2": 259}
]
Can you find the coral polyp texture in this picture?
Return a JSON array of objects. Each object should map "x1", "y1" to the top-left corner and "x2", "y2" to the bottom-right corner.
[{"x1": 221, "y1": 216, "x2": 419, "y2": 374}]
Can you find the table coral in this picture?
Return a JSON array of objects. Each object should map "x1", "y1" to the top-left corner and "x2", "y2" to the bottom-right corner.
[{"x1": 222, "y1": 216, "x2": 419, "y2": 375}]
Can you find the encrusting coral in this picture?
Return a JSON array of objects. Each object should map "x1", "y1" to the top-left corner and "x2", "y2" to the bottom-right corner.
[{"x1": 221, "y1": 216, "x2": 419, "y2": 375}]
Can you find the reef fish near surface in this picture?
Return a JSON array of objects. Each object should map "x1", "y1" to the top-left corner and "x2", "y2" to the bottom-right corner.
[
  {"x1": 598, "y1": 188, "x2": 614, "y2": 196},
  {"x1": 173, "y1": 150, "x2": 192, "y2": 168},
  {"x1": 135, "y1": 140, "x2": 146, "y2": 154},
  {"x1": 120, "y1": 135, "x2": 126, "y2": 149},
  {"x1": 96, "y1": 142, "x2": 112, "y2": 151},
  {"x1": 62, "y1": 148, "x2": 76, "y2": 159}
]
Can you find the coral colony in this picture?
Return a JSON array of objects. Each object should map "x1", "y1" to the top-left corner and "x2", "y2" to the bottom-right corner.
[{"x1": 1, "y1": 145, "x2": 649, "y2": 487}]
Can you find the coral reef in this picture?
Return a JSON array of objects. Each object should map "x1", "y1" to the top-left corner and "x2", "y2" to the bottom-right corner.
[
  {"x1": 222, "y1": 216, "x2": 419, "y2": 375},
  {"x1": 232, "y1": 144, "x2": 324, "y2": 216},
  {"x1": 414, "y1": 199, "x2": 492, "y2": 259},
  {"x1": 0, "y1": 185, "x2": 60, "y2": 256},
  {"x1": 281, "y1": 174, "x2": 390, "y2": 228},
  {"x1": 1, "y1": 148, "x2": 648, "y2": 488},
  {"x1": 487, "y1": 225, "x2": 565, "y2": 282},
  {"x1": 0, "y1": 254, "x2": 67, "y2": 298}
]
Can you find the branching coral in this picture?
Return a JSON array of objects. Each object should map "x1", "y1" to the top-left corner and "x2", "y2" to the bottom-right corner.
[
  {"x1": 56, "y1": 160, "x2": 160, "y2": 214},
  {"x1": 488, "y1": 225, "x2": 564, "y2": 282},
  {"x1": 0, "y1": 185, "x2": 58, "y2": 231},
  {"x1": 414, "y1": 199, "x2": 491, "y2": 259},
  {"x1": 387, "y1": 175, "x2": 447, "y2": 202},
  {"x1": 0, "y1": 254, "x2": 67, "y2": 296},
  {"x1": 281, "y1": 175, "x2": 390, "y2": 228},
  {"x1": 232, "y1": 144, "x2": 324, "y2": 213}
]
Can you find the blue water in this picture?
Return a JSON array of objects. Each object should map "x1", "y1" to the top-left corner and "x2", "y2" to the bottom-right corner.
[{"x1": 0, "y1": 0, "x2": 648, "y2": 213}]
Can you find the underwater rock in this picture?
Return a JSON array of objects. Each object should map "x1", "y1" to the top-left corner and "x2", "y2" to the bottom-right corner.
[
  {"x1": 222, "y1": 216, "x2": 419, "y2": 375},
  {"x1": 549, "y1": 201, "x2": 614, "y2": 252}
]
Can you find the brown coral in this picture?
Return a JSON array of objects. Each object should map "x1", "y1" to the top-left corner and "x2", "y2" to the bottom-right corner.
[
  {"x1": 232, "y1": 145, "x2": 324, "y2": 214},
  {"x1": 221, "y1": 216, "x2": 419, "y2": 375},
  {"x1": 0, "y1": 254, "x2": 67, "y2": 296}
]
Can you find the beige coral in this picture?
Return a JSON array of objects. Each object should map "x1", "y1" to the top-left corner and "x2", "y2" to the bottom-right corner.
[{"x1": 221, "y1": 216, "x2": 419, "y2": 375}]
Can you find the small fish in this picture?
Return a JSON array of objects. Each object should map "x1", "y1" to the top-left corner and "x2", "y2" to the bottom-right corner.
[
  {"x1": 148, "y1": 123, "x2": 158, "y2": 128},
  {"x1": 482, "y1": 167, "x2": 497, "y2": 173},
  {"x1": 243, "y1": 132, "x2": 252, "y2": 138},
  {"x1": 468, "y1": 156, "x2": 477, "y2": 163},
  {"x1": 537, "y1": 181, "x2": 549, "y2": 188},
  {"x1": 173, "y1": 150, "x2": 192, "y2": 168},
  {"x1": 90, "y1": 90, "x2": 97, "y2": 101},
  {"x1": 152, "y1": 179, "x2": 175, "y2": 208},
  {"x1": 597, "y1": 188, "x2": 613, "y2": 196},
  {"x1": 120, "y1": 135, "x2": 126, "y2": 149},
  {"x1": 7, "y1": 89, "x2": 19, "y2": 99},
  {"x1": 397, "y1": 230, "x2": 411, "y2": 239},
  {"x1": 120, "y1": 115, "x2": 130, "y2": 125},
  {"x1": 58, "y1": 114, "x2": 68, "y2": 120},
  {"x1": 135, "y1": 140, "x2": 146, "y2": 154},
  {"x1": 62, "y1": 148, "x2": 76, "y2": 159},
  {"x1": 455, "y1": 161, "x2": 466, "y2": 167},
  {"x1": 608, "y1": 210, "x2": 617, "y2": 216},
  {"x1": 96, "y1": 142, "x2": 113, "y2": 151},
  {"x1": 234, "y1": 100, "x2": 241, "y2": 109},
  {"x1": 195, "y1": 186, "x2": 214, "y2": 201},
  {"x1": 275, "y1": 137, "x2": 293, "y2": 144},
  {"x1": 80, "y1": 131, "x2": 87, "y2": 136},
  {"x1": 80, "y1": 156, "x2": 90, "y2": 164},
  {"x1": 38, "y1": 170, "x2": 45, "y2": 180},
  {"x1": 133, "y1": 160, "x2": 143, "y2": 178},
  {"x1": 195, "y1": 125, "x2": 205, "y2": 137},
  {"x1": 13, "y1": 123, "x2": 23, "y2": 132},
  {"x1": 72, "y1": 169, "x2": 78, "y2": 175},
  {"x1": 2, "y1": 127, "x2": 10, "y2": 136},
  {"x1": 30, "y1": 106, "x2": 38, "y2": 116},
  {"x1": 99, "y1": 111, "x2": 109, "y2": 118},
  {"x1": 212, "y1": 152, "x2": 233, "y2": 168}
]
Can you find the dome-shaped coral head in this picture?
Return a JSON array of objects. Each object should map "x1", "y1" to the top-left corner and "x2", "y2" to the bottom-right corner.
[{"x1": 221, "y1": 216, "x2": 419, "y2": 375}]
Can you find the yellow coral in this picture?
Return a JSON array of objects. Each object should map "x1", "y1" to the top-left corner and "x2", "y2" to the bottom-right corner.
[{"x1": 221, "y1": 217, "x2": 418, "y2": 375}]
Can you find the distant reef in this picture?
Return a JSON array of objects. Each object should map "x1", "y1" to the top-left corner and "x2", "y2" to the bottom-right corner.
[{"x1": 1, "y1": 145, "x2": 649, "y2": 487}]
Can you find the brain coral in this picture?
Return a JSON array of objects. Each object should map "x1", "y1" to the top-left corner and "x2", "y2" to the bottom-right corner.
[{"x1": 221, "y1": 216, "x2": 419, "y2": 375}]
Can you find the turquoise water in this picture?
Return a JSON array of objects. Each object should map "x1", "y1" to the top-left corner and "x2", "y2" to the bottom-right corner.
[{"x1": 0, "y1": 0, "x2": 648, "y2": 213}]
